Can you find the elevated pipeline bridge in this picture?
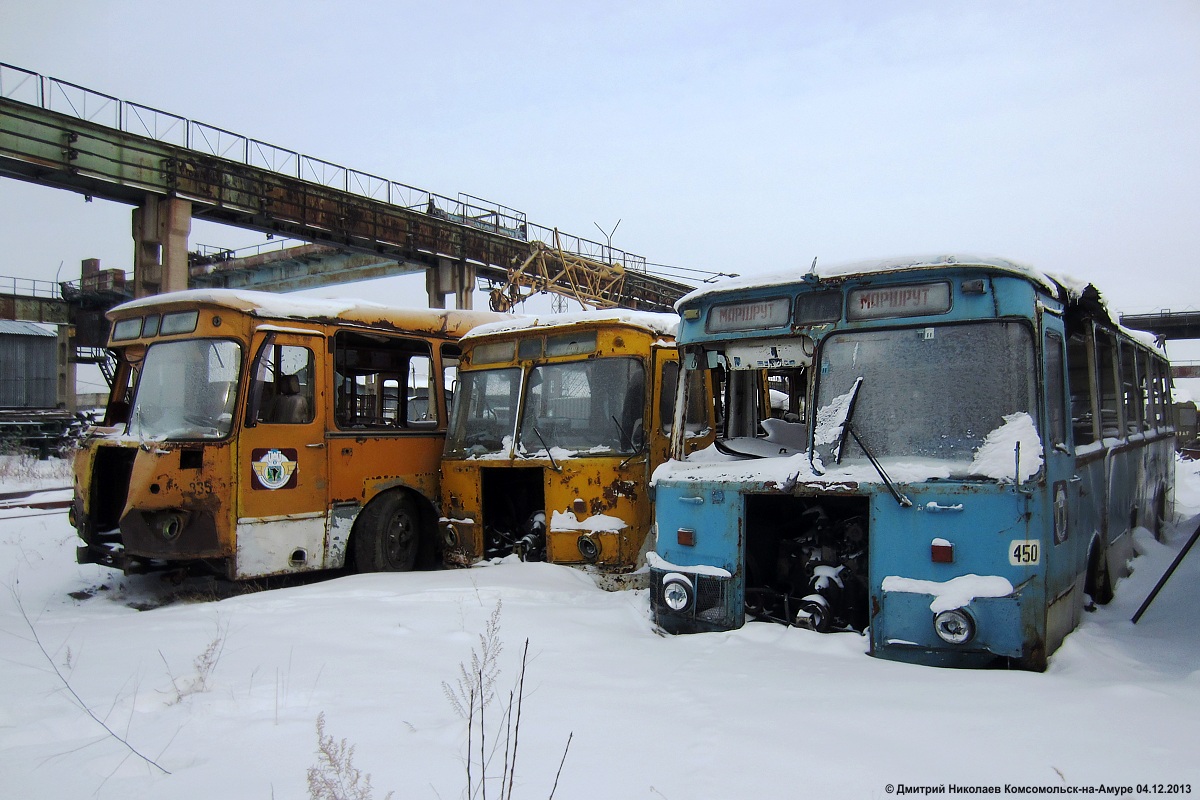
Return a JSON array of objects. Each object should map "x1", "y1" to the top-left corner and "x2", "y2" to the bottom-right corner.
[
  {"x1": 0, "y1": 61, "x2": 702, "y2": 313},
  {"x1": 1121, "y1": 310, "x2": 1200, "y2": 342}
]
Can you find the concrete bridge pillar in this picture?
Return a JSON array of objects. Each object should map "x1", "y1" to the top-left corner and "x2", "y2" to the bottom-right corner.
[
  {"x1": 426, "y1": 257, "x2": 476, "y2": 309},
  {"x1": 56, "y1": 325, "x2": 76, "y2": 412},
  {"x1": 132, "y1": 195, "x2": 192, "y2": 298}
]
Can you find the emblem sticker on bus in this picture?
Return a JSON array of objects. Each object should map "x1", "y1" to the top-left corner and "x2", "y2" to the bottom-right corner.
[
  {"x1": 1009, "y1": 539, "x2": 1040, "y2": 566},
  {"x1": 251, "y1": 448, "x2": 298, "y2": 490}
]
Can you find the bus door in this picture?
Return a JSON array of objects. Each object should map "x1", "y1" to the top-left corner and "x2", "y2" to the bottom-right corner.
[
  {"x1": 236, "y1": 331, "x2": 330, "y2": 578},
  {"x1": 1043, "y1": 329, "x2": 1084, "y2": 642},
  {"x1": 657, "y1": 350, "x2": 716, "y2": 462}
]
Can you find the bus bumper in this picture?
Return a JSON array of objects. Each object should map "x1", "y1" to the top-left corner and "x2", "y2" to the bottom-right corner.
[{"x1": 873, "y1": 584, "x2": 1036, "y2": 668}]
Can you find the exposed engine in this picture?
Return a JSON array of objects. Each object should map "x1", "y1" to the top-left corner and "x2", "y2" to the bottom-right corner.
[
  {"x1": 493, "y1": 510, "x2": 546, "y2": 562},
  {"x1": 479, "y1": 467, "x2": 546, "y2": 561},
  {"x1": 744, "y1": 495, "x2": 870, "y2": 632}
]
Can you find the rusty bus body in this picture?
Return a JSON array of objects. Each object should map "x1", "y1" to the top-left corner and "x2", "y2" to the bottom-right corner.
[
  {"x1": 438, "y1": 311, "x2": 714, "y2": 584},
  {"x1": 71, "y1": 288, "x2": 506, "y2": 580},
  {"x1": 650, "y1": 256, "x2": 1175, "y2": 670}
]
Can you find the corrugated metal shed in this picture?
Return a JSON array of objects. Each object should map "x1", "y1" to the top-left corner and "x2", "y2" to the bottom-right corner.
[
  {"x1": 0, "y1": 320, "x2": 56, "y2": 337},
  {"x1": 0, "y1": 321, "x2": 58, "y2": 408}
]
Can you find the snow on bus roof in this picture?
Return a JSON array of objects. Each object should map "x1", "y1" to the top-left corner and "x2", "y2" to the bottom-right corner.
[
  {"x1": 677, "y1": 254, "x2": 1064, "y2": 307},
  {"x1": 110, "y1": 289, "x2": 507, "y2": 334},
  {"x1": 462, "y1": 308, "x2": 679, "y2": 340},
  {"x1": 674, "y1": 253, "x2": 1144, "y2": 335}
]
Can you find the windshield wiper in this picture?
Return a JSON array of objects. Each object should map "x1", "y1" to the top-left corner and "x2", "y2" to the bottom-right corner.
[
  {"x1": 530, "y1": 426, "x2": 561, "y2": 472},
  {"x1": 834, "y1": 378, "x2": 912, "y2": 508}
]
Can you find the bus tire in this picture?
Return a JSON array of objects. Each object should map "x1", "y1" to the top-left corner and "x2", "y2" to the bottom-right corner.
[
  {"x1": 354, "y1": 491, "x2": 420, "y2": 572},
  {"x1": 1085, "y1": 540, "x2": 1113, "y2": 606}
]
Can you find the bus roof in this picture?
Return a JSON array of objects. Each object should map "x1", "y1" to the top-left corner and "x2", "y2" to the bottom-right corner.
[
  {"x1": 109, "y1": 289, "x2": 509, "y2": 338},
  {"x1": 677, "y1": 254, "x2": 1067, "y2": 306},
  {"x1": 675, "y1": 254, "x2": 1160, "y2": 349},
  {"x1": 462, "y1": 308, "x2": 680, "y2": 341}
]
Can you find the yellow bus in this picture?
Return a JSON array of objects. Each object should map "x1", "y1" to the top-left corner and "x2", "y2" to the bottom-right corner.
[
  {"x1": 438, "y1": 311, "x2": 715, "y2": 585},
  {"x1": 71, "y1": 289, "x2": 506, "y2": 580}
]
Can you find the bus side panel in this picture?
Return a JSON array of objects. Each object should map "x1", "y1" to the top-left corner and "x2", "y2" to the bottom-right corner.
[
  {"x1": 1106, "y1": 447, "x2": 1139, "y2": 580},
  {"x1": 234, "y1": 516, "x2": 327, "y2": 578},
  {"x1": 328, "y1": 432, "x2": 445, "y2": 514}
]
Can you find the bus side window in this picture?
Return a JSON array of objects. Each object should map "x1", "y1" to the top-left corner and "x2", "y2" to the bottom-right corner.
[
  {"x1": 269, "y1": 346, "x2": 314, "y2": 424},
  {"x1": 1153, "y1": 361, "x2": 1170, "y2": 428},
  {"x1": 767, "y1": 369, "x2": 806, "y2": 422},
  {"x1": 406, "y1": 354, "x2": 436, "y2": 425},
  {"x1": 249, "y1": 342, "x2": 314, "y2": 425},
  {"x1": 1141, "y1": 354, "x2": 1157, "y2": 431},
  {"x1": 1066, "y1": 333, "x2": 1096, "y2": 446},
  {"x1": 1045, "y1": 332, "x2": 1067, "y2": 449},
  {"x1": 1095, "y1": 331, "x2": 1122, "y2": 438},
  {"x1": 1120, "y1": 342, "x2": 1142, "y2": 435},
  {"x1": 333, "y1": 332, "x2": 434, "y2": 429}
]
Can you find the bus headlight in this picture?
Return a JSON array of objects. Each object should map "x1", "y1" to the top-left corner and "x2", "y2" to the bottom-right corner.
[
  {"x1": 661, "y1": 572, "x2": 694, "y2": 613},
  {"x1": 154, "y1": 511, "x2": 186, "y2": 542},
  {"x1": 577, "y1": 534, "x2": 600, "y2": 562},
  {"x1": 933, "y1": 608, "x2": 975, "y2": 645}
]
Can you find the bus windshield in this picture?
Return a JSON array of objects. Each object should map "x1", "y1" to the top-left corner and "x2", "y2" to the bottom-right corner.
[
  {"x1": 127, "y1": 339, "x2": 242, "y2": 440},
  {"x1": 813, "y1": 321, "x2": 1037, "y2": 471},
  {"x1": 518, "y1": 358, "x2": 645, "y2": 456},
  {"x1": 444, "y1": 367, "x2": 522, "y2": 457}
]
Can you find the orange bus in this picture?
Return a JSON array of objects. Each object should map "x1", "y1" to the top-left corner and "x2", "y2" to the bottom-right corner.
[
  {"x1": 439, "y1": 311, "x2": 715, "y2": 585},
  {"x1": 71, "y1": 289, "x2": 506, "y2": 580}
]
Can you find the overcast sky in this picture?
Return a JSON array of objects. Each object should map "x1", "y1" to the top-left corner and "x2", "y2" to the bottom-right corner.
[{"x1": 2, "y1": 1, "x2": 1198, "y2": 327}]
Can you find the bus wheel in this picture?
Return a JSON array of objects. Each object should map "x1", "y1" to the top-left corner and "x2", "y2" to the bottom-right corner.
[
  {"x1": 354, "y1": 492, "x2": 420, "y2": 572},
  {"x1": 1085, "y1": 541, "x2": 1113, "y2": 606}
]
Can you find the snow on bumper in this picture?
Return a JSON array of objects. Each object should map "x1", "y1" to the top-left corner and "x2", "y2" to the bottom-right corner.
[{"x1": 876, "y1": 574, "x2": 1027, "y2": 661}]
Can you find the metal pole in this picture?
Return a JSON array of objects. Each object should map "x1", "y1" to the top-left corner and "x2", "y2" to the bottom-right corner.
[
  {"x1": 1131, "y1": 518, "x2": 1200, "y2": 623},
  {"x1": 594, "y1": 219, "x2": 620, "y2": 266}
]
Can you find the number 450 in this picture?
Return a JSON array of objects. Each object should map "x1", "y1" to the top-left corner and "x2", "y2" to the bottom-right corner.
[{"x1": 1009, "y1": 540, "x2": 1040, "y2": 565}]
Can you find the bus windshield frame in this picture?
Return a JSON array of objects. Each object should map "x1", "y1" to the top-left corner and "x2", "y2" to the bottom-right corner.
[{"x1": 127, "y1": 338, "x2": 243, "y2": 441}]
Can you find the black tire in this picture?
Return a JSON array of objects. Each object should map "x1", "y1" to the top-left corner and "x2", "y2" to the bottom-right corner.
[{"x1": 353, "y1": 492, "x2": 421, "y2": 572}]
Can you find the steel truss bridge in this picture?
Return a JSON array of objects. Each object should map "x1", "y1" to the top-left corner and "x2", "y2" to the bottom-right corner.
[{"x1": 0, "y1": 61, "x2": 699, "y2": 314}]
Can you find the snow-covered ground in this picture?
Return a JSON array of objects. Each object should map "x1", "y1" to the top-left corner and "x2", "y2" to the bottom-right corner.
[{"x1": 2, "y1": 455, "x2": 1199, "y2": 799}]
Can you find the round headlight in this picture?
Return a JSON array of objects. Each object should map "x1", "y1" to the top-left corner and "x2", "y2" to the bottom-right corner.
[
  {"x1": 933, "y1": 608, "x2": 975, "y2": 645},
  {"x1": 662, "y1": 574, "x2": 694, "y2": 612},
  {"x1": 158, "y1": 512, "x2": 185, "y2": 541},
  {"x1": 577, "y1": 535, "x2": 600, "y2": 562}
]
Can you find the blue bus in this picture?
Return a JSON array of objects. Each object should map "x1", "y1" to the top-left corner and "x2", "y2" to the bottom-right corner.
[{"x1": 649, "y1": 255, "x2": 1174, "y2": 670}]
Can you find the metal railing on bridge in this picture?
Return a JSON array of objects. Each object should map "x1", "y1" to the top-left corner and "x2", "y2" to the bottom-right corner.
[
  {"x1": 1, "y1": 62, "x2": 650, "y2": 277},
  {"x1": 0, "y1": 275, "x2": 63, "y2": 300}
]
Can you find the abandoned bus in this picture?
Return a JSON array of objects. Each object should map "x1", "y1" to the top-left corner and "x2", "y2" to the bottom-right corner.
[
  {"x1": 439, "y1": 311, "x2": 714, "y2": 584},
  {"x1": 649, "y1": 255, "x2": 1174, "y2": 670},
  {"x1": 71, "y1": 289, "x2": 506, "y2": 580}
]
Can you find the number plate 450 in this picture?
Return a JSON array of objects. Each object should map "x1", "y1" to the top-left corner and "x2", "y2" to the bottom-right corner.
[{"x1": 1009, "y1": 540, "x2": 1041, "y2": 566}]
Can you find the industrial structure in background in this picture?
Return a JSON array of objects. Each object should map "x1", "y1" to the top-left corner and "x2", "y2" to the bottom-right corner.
[
  {"x1": 0, "y1": 60, "x2": 712, "y2": 439},
  {"x1": 1, "y1": 60, "x2": 1196, "y2": 450}
]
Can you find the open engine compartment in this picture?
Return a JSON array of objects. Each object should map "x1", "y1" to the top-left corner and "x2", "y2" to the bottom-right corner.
[
  {"x1": 479, "y1": 467, "x2": 546, "y2": 560},
  {"x1": 743, "y1": 493, "x2": 870, "y2": 632}
]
